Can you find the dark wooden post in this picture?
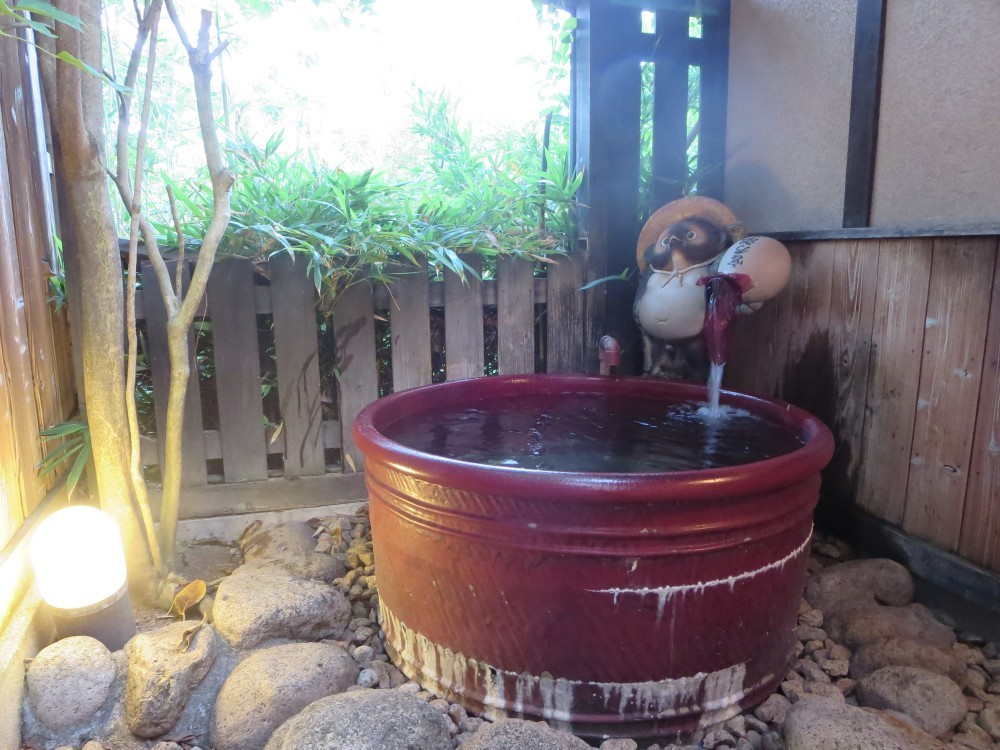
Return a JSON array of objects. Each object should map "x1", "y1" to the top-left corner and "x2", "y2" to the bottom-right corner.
[{"x1": 571, "y1": 0, "x2": 643, "y2": 373}]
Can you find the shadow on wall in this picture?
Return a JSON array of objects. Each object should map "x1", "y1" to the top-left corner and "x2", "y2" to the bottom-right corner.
[{"x1": 725, "y1": 159, "x2": 812, "y2": 234}]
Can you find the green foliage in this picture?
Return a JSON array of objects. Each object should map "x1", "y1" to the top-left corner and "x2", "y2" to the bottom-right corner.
[
  {"x1": 36, "y1": 420, "x2": 91, "y2": 498},
  {"x1": 162, "y1": 94, "x2": 581, "y2": 301}
]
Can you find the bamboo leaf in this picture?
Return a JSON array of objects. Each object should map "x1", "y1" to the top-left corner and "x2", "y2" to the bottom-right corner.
[{"x1": 14, "y1": 0, "x2": 81, "y2": 28}]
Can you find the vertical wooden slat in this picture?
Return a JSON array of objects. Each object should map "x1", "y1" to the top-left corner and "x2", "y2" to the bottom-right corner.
[
  {"x1": 207, "y1": 258, "x2": 268, "y2": 482},
  {"x1": 140, "y1": 260, "x2": 207, "y2": 487},
  {"x1": 781, "y1": 242, "x2": 835, "y2": 417},
  {"x1": 733, "y1": 251, "x2": 795, "y2": 399},
  {"x1": 0, "y1": 116, "x2": 44, "y2": 514},
  {"x1": 0, "y1": 330, "x2": 27, "y2": 547},
  {"x1": 724, "y1": 290, "x2": 777, "y2": 395},
  {"x1": 902, "y1": 238, "x2": 996, "y2": 550},
  {"x1": 959, "y1": 247, "x2": 1000, "y2": 569},
  {"x1": 0, "y1": 31, "x2": 61, "y2": 450},
  {"x1": 270, "y1": 254, "x2": 325, "y2": 477},
  {"x1": 546, "y1": 253, "x2": 586, "y2": 373},
  {"x1": 856, "y1": 238, "x2": 933, "y2": 523},
  {"x1": 825, "y1": 240, "x2": 879, "y2": 503},
  {"x1": 389, "y1": 258, "x2": 432, "y2": 391},
  {"x1": 497, "y1": 257, "x2": 535, "y2": 375},
  {"x1": 333, "y1": 276, "x2": 378, "y2": 471},
  {"x1": 842, "y1": 0, "x2": 888, "y2": 227},
  {"x1": 651, "y1": 10, "x2": 691, "y2": 210},
  {"x1": 444, "y1": 257, "x2": 485, "y2": 381}
]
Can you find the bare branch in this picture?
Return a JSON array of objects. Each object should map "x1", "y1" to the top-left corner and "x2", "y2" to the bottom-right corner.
[
  {"x1": 172, "y1": 7, "x2": 233, "y2": 328},
  {"x1": 167, "y1": 185, "x2": 185, "y2": 297},
  {"x1": 207, "y1": 39, "x2": 229, "y2": 63},
  {"x1": 111, "y1": 0, "x2": 177, "y2": 319},
  {"x1": 163, "y1": 0, "x2": 192, "y2": 52},
  {"x1": 123, "y1": 0, "x2": 165, "y2": 573}
]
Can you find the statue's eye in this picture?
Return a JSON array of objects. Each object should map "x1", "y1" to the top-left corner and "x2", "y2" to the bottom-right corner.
[{"x1": 686, "y1": 231, "x2": 697, "y2": 240}]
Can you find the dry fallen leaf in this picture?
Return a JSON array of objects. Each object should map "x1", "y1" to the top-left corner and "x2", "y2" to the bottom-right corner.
[
  {"x1": 178, "y1": 612, "x2": 207, "y2": 653},
  {"x1": 168, "y1": 579, "x2": 207, "y2": 621}
]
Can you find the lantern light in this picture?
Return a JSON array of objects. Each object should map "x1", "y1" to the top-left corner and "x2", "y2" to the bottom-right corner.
[{"x1": 30, "y1": 505, "x2": 136, "y2": 650}]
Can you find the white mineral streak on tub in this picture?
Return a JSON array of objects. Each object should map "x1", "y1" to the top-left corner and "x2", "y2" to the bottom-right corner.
[
  {"x1": 697, "y1": 663, "x2": 748, "y2": 728},
  {"x1": 588, "y1": 532, "x2": 812, "y2": 622},
  {"x1": 381, "y1": 603, "x2": 748, "y2": 724}
]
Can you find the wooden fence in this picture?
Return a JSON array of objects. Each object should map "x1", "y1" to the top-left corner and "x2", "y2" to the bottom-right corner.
[
  {"x1": 726, "y1": 236, "x2": 1000, "y2": 574},
  {"x1": 135, "y1": 251, "x2": 595, "y2": 519},
  {"x1": 0, "y1": 22, "x2": 75, "y2": 551}
]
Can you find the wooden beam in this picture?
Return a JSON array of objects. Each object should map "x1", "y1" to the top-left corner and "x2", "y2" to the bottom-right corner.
[
  {"x1": 842, "y1": 0, "x2": 887, "y2": 228},
  {"x1": 147, "y1": 472, "x2": 369, "y2": 520}
]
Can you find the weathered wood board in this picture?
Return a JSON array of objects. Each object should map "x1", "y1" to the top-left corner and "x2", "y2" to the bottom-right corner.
[
  {"x1": 140, "y1": 261, "x2": 208, "y2": 487},
  {"x1": 270, "y1": 254, "x2": 325, "y2": 477},
  {"x1": 332, "y1": 276, "x2": 379, "y2": 471},
  {"x1": 497, "y1": 257, "x2": 536, "y2": 375},
  {"x1": 444, "y1": 257, "x2": 485, "y2": 381},
  {"x1": 207, "y1": 258, "x2": 268, "y2": 482},
  {"x1": 903, "y1": 238, "x2": 996, "y2": 550},
  {"x1": 856, "y1": 238, "x2": 933, "y2": 524},
  {"x1": 388, "y1": 259, "x2": 432, "y2": 392},
  {"x1": 959, "y1": 245, "x2": 1000, "y2": 569}
]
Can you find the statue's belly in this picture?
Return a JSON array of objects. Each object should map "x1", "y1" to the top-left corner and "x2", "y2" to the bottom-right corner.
[{"x1": 636, "y1": 271, "x2": 709, "y2": 341}]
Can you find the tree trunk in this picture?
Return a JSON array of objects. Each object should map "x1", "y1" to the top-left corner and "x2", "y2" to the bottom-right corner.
[{"x1": 51, "y1": 0, "x2": 153, "y2": 590}]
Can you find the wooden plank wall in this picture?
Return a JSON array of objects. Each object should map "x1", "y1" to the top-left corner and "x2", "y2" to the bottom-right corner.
[
  {"x1": 727, "y1": 236, "x2": 1000, "y2": 573},
  {"x1": 135, "y1": 255, "x2": 587, "y2": 510},
  {"x1": 0, "y1": 24, "x2": 75, "y2": 549}
]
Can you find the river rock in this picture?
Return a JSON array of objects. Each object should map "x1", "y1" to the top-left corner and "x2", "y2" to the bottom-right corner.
[
  {"x1": 754, "y1": 693, "x2": 792, "y2": 726},
  {"x1": 851, "y1": 637, "x2": 966, "y2": 685},
  {"x1": 784, "y1": 696, "x2": 945, "y2": 749},
  {"x1": 855, "y1": 666, "x2": 966, "y2": 738},
  {"x1": 26, "y1": 636, "x2": 116, "y2": 731},
  {"x1": 124, "y1": 621, "x2": 219, "y2": 737},
  {"x1": 979, "y1": 702, "x2": 1000, "y2": 740},
  {"x1": 212, "y1": 641, "x2": 360, "y2": 750},
  {"x1": 231, "y1": 551, "x2": 347, "y2": 583},
  {"x1": 213, "y1": 569, "x2": 351, "y2": 648},
  {"x1": 804, "y1": 559, "x2": 914, "y2": 614},
  {"x1": 460, "y1": 719, "x2": 592, "y2": 750},
  {"x1": 826, "y1": 602, "x2": 956, "y2": 650},
  {"x1": 241, "y1": 521, "x2": 317, "y2": 560},
  {"x1": 263, "y1": 689, "x2": 452, "y2": 750}
]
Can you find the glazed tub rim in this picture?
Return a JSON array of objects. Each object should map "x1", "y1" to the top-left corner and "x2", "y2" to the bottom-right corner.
[{"x1": 352, "y1": 373, "x2": 835, "y2": 504}]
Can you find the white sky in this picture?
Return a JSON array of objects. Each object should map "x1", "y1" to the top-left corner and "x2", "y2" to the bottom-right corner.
[{"x1": 206, "y1": 0, "x2": 560, "y2": 168}]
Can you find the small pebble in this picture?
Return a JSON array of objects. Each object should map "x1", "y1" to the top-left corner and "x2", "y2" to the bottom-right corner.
[
  {"x1": 760, "y1": 731, "x2": 784, "y2": 750},
  {"x1": 352, "y1": 644, "x2": 375, "y2": 664},
  {"x1": 701, "y1": 728, "x2": 736, "y2": 748},
  {"x1": 598, "y1": 740, "x2": 638, "y2": 750},
  {"x1": 357, "y1": 668, "x2": 380, "y2": 688}
]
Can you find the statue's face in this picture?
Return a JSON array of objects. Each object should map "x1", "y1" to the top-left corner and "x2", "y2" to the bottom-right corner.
[{"x1": 644, "y1": 217, "x2": 728, "y2": 270}]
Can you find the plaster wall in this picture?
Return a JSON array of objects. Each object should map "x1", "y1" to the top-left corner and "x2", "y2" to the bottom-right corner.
[
  {"x1": 724, "y1": 0, "x2": 857, "y2": 233},
  {"x1": 871, "y1": 0, "x2": 1000, "y2": 228}
]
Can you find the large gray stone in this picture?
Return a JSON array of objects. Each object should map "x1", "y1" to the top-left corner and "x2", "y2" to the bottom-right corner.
[
  {"x1": 263, "y1": 689, "x2": 452, "y2": 750},
  {"x1": 232, "y1": 551, "x2": 346, "y2": 583},
  {"x1": 804, "y1": 558, "x2": 914, "y2": 614},
  {"x1": 124, "y1": 621, "x2": 219, "y2": 737},
  {"x1": 26, "y1": 636, "x2": 116, "y2": 731},
  {"x1": 855, "y1": 666, "x2": 966, "y2": 738},
  {"x1": 784, "y1": 697, "x2": 945, "y2": 749},
  {"x1": 850, "y1": 637, "x2": 966, "y2": 685},
  {"x1": 460, "y1": 719, "x2": 592, "y2": 750},
  {"x1": 241, "y1": 522, "x2": 317, "y2": 561},
  {"x1": 212, "y1": 642, "x2": 360, "y2": 750},
  {"x1": 213, "y1": 569, "x2": 351, "y2": 648},
  {"x1": 826, "y1": 602, "x2": 956, "y2": 650}
]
